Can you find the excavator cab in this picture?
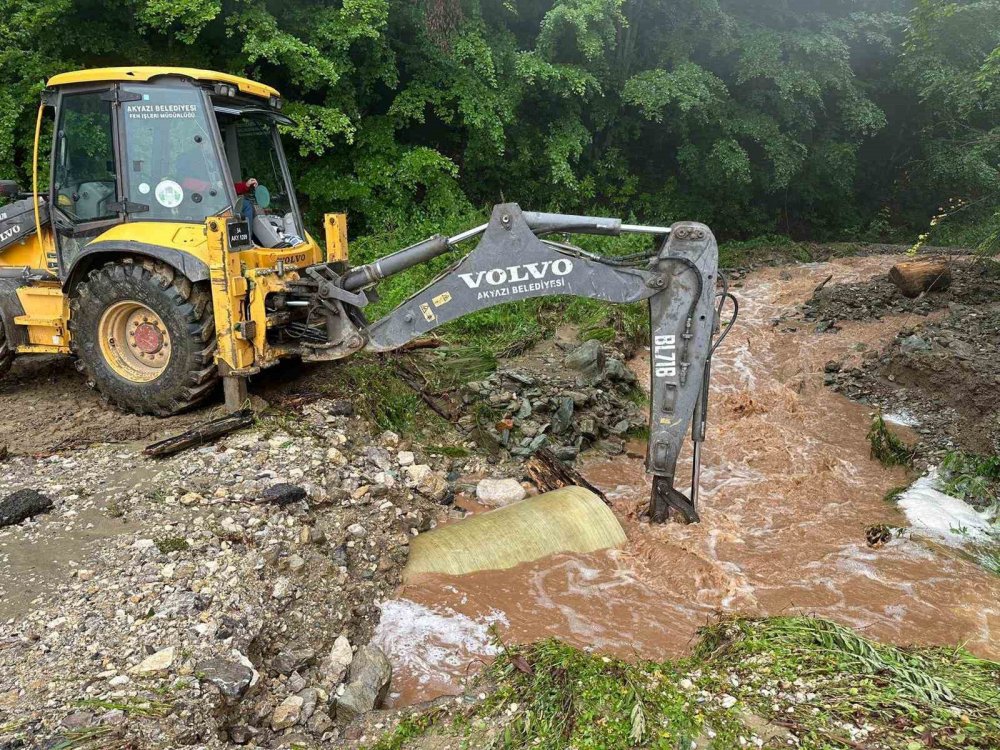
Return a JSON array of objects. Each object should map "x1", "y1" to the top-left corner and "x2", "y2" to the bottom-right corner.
[{"x1": 48, "y1": 72, "x2": 304, "y2": 259}]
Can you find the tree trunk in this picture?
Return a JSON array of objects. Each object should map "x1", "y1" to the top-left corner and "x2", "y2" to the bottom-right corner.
[
  {"x1": 888, "y1": 259, "x2": 951, "y2": 298},
  {"x1": 525, "y1": 448, "x2": 608, "y2": 505}
]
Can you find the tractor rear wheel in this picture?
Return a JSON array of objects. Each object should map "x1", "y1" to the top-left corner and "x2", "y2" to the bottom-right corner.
[{"x1": 70, "y1": 259, "x2": 218, "y2": 415}]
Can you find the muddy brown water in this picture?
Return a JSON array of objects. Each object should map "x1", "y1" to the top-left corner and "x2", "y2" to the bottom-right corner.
[{"x1": 379, "y1": 256, "x2": 1000, "y2": 707}]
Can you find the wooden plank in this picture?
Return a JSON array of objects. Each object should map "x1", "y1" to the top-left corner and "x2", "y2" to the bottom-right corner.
[{"x1": 144, "y1": 409, "x2": 254, "y2": 458}]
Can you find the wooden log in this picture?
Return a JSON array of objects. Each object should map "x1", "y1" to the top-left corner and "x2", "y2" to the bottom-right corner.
[
  {"x1": 392, "y1": 359, "x2": 460, "y2": 422},
  {"x1": 144, "y1": 409, "x2": 254, "y2": 458},
  {"x1": 888, "y1": 259, "x2": 951, "y2": 298},
  {"x1": 525, "y1": 447, "x2": 609, "y2": 505}
]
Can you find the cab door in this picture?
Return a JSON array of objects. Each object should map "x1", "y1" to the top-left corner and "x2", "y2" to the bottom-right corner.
[{"x1": 50, "y1": 86, "x2": 125, "y2": 273}]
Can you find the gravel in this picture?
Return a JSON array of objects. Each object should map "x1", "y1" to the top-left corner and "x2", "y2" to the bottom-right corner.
[{"x1": 0, "y1": 398, "x2": 459, "y2": 747}]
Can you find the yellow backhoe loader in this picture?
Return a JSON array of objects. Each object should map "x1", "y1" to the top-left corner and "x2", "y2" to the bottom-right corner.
[{"x1": 0, "y1": 67, "x2": 735, "y2": 524}]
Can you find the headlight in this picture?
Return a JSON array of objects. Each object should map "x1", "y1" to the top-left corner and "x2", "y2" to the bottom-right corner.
[
  {"x1": 269, "y1": 96, "x2": 283, "y2": 110},
  {"x1": 214, "y1": 83, "x2": 237, "y2": 97}
]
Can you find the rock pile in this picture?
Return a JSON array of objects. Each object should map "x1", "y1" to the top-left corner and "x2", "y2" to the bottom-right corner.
[
  {"x1": 458, "y1": 340, "x2": 646, "y2": 462},
  {"x1": 0, "y1": 398, "x2": 455, "y2": 748}
]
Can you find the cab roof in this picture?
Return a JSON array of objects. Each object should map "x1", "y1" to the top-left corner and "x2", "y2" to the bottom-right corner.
[{"x1": 46, "y1": 66, "x2": 280, "y2": 100}]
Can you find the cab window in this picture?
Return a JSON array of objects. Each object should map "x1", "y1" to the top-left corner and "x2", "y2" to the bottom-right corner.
[
  {"x1": 53, "y1": 92, "x2": 118, "y2": 222},
  {"x1": 121, "y1": 82, "x2": 230, "y2": 221},
  {"x1": 217, "y1": 110, "x2": 304, "y2": 244}
]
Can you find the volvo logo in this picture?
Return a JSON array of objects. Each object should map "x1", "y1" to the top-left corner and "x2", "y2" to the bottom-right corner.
[
  {"x1": 0, "y1": 223, "x2": 22, "y2": 244},
  {"x1": 459, "y1": 259, "x2": 574, "y2": 289}
]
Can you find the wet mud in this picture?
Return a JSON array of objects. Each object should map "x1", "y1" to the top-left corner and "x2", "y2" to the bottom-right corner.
[
  {"x1": 381, "y1": 255, "x2": 1000, "y2": 707},
  {"x1": 0, "y1": 505, "x2": 131, "y2": 620}
]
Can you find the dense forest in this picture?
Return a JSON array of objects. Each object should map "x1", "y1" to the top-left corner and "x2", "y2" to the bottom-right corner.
[{"x1": 1, "y1": 0, "x2": 999, "y2": 246}]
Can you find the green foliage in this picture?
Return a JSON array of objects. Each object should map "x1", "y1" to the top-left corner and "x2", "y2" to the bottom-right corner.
[
  {"x1": 369, "y1": 617, "x2": 1000, "y2": 749},
  {"x1": 938, "y1": 450, "x2": 1000, "y2": 509},
  {"x1": 898, "y1": 1, "x2": 1000, "y2": 252},
  {"x1": 867, "y1": 412, "x2": 915, "y2": 468},
  {"x1": 155, "y1": 536, "x2": 190, "y2": 554},
  {"x1": 476, "y1": 638, "x2": 738, "y2": 749},
  {"x1": 319, "y1": 356, "x2": 429, "y2": 433},
  {"x1": 693, "y1": 616, "x2": 1000, "y2": 749},
  {"x1": 0, "y1": 0, "x2": 994, "y2": 244}
]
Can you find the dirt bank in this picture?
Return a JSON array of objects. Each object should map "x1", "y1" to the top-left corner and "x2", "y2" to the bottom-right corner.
[{"x1": 813, "y1": 258, "x2": 1000, "y2": 458}]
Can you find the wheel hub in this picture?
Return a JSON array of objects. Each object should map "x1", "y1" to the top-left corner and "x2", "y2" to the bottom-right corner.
[
  {"x1": 132, "y1": 321, "x2": 165, "y2": 354},
  {"x1": 98, "y1": 301, "x2": 172, "y2": 383}
]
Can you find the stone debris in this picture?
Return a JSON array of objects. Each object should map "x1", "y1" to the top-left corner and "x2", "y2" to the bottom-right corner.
[
  {"x1": 130, "y1": 646, "x2": 174, "y2": 675},
  {"x1": 271, "y1": 694, "x2": 304, "y2": 730},
  {"x1": 259, "y1": 482, "x2": 307, "y2": 506},
  {"x1": 322, "y1": 635, "x2": 354, "y2": 686},
  {"x1": 820, "y1": 263, "x2": 1000, "y2": 468},
  {"x1": 0, "y1": 396, "x2": 459, "y2": 747},
  {"x1": 0, "y1": 331, "x2": 647, "y2": 747},
  {"x1": 336, "y1": 644, "x2": 392, "y2": 722},
  {"x1": 459, "y1": 340, "x2": 644, "y2": 462},
  {"x1": 476, "y1": 477, "x2": 527, "y2": 507},
  {"x1": 272, "y1": 647, "x2": 315, "y2": 675},
  {"x1": 0, "y1": 488, "x2": 53, "y2": 527},
  {"x1": 198, "y1": 658, "x2": 256, "y2": 702}
]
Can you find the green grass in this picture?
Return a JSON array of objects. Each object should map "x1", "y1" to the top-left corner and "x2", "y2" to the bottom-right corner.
[
  {"x1": 693, "y1": 617, "x2": 1000, "y2": 749},
  {"x1": 424, "y1": 444, "x2": 471, "y2": 458},
  {"x1": 154, "y1": 536, "x2": 189, "y2": 554},
  {"x1": 46, "y1": 726, "x2": 116, "y2": 750},
  {"x1": 72, "y1": 697, "x2": 173, "y2": 718},
  {"x1": 311, "y1": 355, "x2": 430, "y2": 433},
  {"x1": 867, "y1": 412, "x2": 915, "y2": 468},
  {"x1": 364, "y1": 616, "x2": 1000, "y2": 750},
  {"x1": 937, "y1": 451, "x2": 1000, "y2": 509}
]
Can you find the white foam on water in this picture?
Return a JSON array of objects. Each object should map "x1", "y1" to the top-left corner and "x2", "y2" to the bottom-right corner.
[
  {"x1": 374, "y1": 598, "x2": 507, "y2": 691},
  {"x1": 883, "y1": 410, "x2": 920, "y2": 428},
  {"x1": 897, "y1": 470, "x2": 993, "y2": 545}
]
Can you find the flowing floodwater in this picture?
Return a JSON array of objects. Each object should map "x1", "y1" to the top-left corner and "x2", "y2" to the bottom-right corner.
[{"x1": 375, "y1": 256, "x2": 1000, "y2": 707}]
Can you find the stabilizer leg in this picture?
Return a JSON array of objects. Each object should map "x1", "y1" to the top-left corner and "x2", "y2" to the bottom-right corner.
[{"x1": 222, "y1": 374, "x2": 248, "y2": 413}]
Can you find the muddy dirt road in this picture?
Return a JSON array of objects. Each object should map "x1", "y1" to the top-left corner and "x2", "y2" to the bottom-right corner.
[
  {"x1": 0, "y1": 350, "x2": 357, "y2": 455},
  {"x1": 379, "y1": 255, "x2": 1000, "y2": 706}
]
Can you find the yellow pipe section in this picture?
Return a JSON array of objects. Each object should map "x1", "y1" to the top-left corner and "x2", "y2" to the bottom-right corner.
[{"x1": 403, "y1": 487, "x2": 626, "y2": 580}]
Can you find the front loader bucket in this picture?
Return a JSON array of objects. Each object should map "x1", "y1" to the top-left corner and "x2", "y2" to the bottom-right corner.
[{"x1": 403, "y1": 487, "x2": 626, "y2": 581}]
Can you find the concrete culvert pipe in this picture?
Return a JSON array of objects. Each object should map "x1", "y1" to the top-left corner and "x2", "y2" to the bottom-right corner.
[{"x1": 403, "y1": 486, "x2": 626, "y2": 581}]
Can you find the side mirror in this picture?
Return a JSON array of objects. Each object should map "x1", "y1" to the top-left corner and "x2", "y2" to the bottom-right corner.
[{"x1": 0, "y1": 180, "x2": 22, "y2": 201}]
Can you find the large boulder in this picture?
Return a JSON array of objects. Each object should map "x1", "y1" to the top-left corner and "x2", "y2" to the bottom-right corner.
[
  {"x1": 335, "y1": 644, "x2": 392, "y2": 721},
  {"x1": 0, "y1": 489, "x2": 52, "y2": 527}
]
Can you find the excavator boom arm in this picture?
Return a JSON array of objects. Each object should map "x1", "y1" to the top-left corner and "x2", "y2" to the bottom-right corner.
[{"x1": 330, "y1": 204, "x2": 725, "y2": 523}]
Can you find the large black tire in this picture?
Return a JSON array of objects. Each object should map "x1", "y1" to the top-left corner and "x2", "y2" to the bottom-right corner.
[
  {"x1": 0, "y1": 323, "x2": 15, "y2": 380},
  {"x1": 69, "y1": 258, "x2": 218, "y2": 415}
]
